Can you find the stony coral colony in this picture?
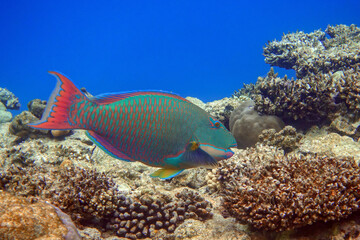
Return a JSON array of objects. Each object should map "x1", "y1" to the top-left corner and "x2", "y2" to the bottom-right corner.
[
  {"x1": 1, "y1": 24, "x2": 360, "y2": 239},
  {"x1": 0, "y1": 165, "x2": 212, "y2": 239},
  {"x1": 217, "y1": 144, "x2": 360, "y2": 232}
]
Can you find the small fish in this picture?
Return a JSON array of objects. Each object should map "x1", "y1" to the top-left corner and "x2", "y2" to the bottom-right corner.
[{"x1": 29, "y1": 72, "x2": 237, "y2": 179}]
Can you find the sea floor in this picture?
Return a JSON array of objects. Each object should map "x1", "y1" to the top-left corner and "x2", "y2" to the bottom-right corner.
[{"x1": 1, "y1": 121, "x2": 360, "y2": 240}]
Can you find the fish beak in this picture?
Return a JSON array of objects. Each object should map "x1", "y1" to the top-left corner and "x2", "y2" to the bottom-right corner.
[{"x1": 224, "y1": 148, "x2": 234, "y2": 158}]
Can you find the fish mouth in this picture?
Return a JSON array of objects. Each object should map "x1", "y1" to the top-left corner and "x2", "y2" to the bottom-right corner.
[
  {"x1": 200, "y1": 144, "x2": 236, "y2": 160},
  {"x1": 224, "y1": 148, "x2": 234, "y2": 158}
]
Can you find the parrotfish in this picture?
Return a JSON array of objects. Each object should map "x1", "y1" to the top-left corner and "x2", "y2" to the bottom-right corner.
[{"x1": 29, "y1": 72, "x2": 237, "y2": 179}]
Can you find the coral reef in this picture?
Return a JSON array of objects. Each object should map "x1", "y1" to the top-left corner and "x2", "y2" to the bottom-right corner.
[
  {"x1": 235, "y1": 25, "x2": 360, "y2": 124},
  {"x1": 204, "y1": 96, "x2": 250, "y2": 130},
  {"x1": 229, "y1": 99, "x2": 284, "y2": 149},
  {"x1": 299, "y1": 126, "x2": 360, "y2": 164},
  {"x1": 217, "y1": 144, "x2": 360, "y2": 231},
  {"x1": 27, "y1": 99, "x2": 47, "y2": 119},
  {"x1": 0, "y1": 190, "x2": 80, "y2": 240},
  {"x1": 0, "y1": 87, "x2": 20, "y2": 110},
  {"x1": 108, "y1": 188, "x2": 212, "y2": 239},
  {"x1": 186, "y1": 96, "x2": 207, "y2": 109},
  {"x1": 329, "y1": 116, "x2": 360, "y2": 140},
  {"x1": 242, "y1": 65, "x2": 360, "y2": 123},
  {"x1": 264, "y1": 24, "x2": 360, "y2": 78},
  {"x1": 259, "y1": 125, "x2": 303, "y2": 153},
  {"x1": 0, "y1": 102, "x2": 12, "y2": 123},
  {"x1": 9, "y1": 111, "x2": 48, "y2": 137},
  {"x1": 0, "y1": 164, "x2": 213, "y2": 239}
]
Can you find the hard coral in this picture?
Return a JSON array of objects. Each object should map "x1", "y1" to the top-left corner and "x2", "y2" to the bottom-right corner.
[
  {"x1": 108, "y1": 188, "x2": 213, "y2": 239},
  {"x1": 27, "y1": 99, "x2": 47, "y2": 119},
  {"x1": 264, "y1": 24, "x2": 360, "y2": 78},
  {"x1": 259, "y1": 125, "x2": 303, "y2": 153},
  {"x1": 0, "y1": 87, "x2": 20, "y2": 110},
  {"x1": 246, "y1": 66, "x2": 360, "y2": 123},
  {"x1": 229, "y1": 99, "x2": 284, "y2": 149},
  {"x1": 9, "y1": 111, "x2": 48, "y2": 137},
  {"x1": 0, "y1": 165, "x2": 213, "y2": 239},
  {"x1": 217, "y1": 144, "x2": 360, "y2": 231}
]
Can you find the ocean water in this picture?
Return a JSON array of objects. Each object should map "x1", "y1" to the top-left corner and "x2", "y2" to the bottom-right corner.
[{"x1": 1, "y1": 0, "x2": 359, "y2": 111}]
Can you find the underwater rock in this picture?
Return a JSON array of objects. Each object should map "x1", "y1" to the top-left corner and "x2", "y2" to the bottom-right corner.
[
  {"x1": 300, "y1": 127, "x2": 360, "y2": 164},
  {"x1": 0, "y1": 87, "x2": 20, "y2": 110},
  {"x1": 259, "y1": 125, "x2": 303, "y2": 153},
  {"x1": 217, "y1": 144, "x2": 360, "y2": 231},
  {"x1": 51, "y1": 129, "x2": 72, "y2": 137},
  {"x1": 0, "y1": 102, "x2": 12, "y2": 123},
  {"x1": 204, "y1": 96, "x2": 250, "y2": 130},
  {"x1": 174, "y1": 214, "x2": 249, "y2": 240},
  {"x1": 27, "y1": 99, "x2": 47, "y2": 119},
  {"x1": 264, "y1": 24, "x2": 360, "y2": 78},
  {"x1": 9, "y1": 111, "x2": 48, "y2": 137},
  {"x1": 0, "y1": 190, "x2": 80, "y2": 240},
  {"x1": 329, "y1": 116, "x2": 360, "y2": 139},
  {"x1": 229, "y1": 100, "x2": 284, "y2": 149}
]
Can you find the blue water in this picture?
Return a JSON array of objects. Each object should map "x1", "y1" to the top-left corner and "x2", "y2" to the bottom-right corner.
[{"x1": 1, "y1": 0, "x2": 359, "y2": 112}]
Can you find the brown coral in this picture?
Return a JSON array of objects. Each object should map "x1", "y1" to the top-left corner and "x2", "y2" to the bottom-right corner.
[
  {"x1": 217, "y1": 145, "x2": 360, "y2": 231},
  {"x1": 245, "y1": 66, "x2": 360, "y2": 123},
  {"x1": 259, "y1": 125, "x2": 303, "y2": 153},
  {"x1": 108, "y1": 188, "x2": 212, "y2": 239},
  {"x1": 234, "y1": 24, "x2": 360, "y2": 124},
  {"x1": 0, "y1": 164, "x2": 213, "y2": 239}
]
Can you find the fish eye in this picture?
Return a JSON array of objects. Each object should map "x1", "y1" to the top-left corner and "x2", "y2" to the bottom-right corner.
[{"x1": 214, "y1": 121, "x2": 221, "y2": 128}]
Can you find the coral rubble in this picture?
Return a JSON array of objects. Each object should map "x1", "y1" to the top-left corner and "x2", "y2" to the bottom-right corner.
[{"x1": 217, "y1": 144, "x2": 360, "y2": 231}]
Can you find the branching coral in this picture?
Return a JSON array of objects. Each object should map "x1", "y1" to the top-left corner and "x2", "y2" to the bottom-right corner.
[
  {"x1": 237, "y1": 24, "x2": 360, "y2": 124},
  {"x1": 217, "y1": 144, "x2": 360, "y2": 231},
  {"x1": 242, "y1": 65, "x2": 360, "y2": 123},
  {"x1": 264, "y1": 24, "x2": 360, "y2": 78},
  {"x1": 0, "y1": 165, "x2": 213, "y2": 239},
  {"x1": 259, "y1": 125, "x2": 303, "y2": 153},
  {"x1": 108, "y1": 188, "x2": 212, "y2": 239}
]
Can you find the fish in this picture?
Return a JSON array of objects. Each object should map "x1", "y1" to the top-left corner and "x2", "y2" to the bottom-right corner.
[{"x1": 28, "y1": 72, "x2": 237, "y2": 179}]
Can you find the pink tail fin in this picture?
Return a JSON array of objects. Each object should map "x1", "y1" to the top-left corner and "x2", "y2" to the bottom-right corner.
[{"x1": 28, "y1": 71, "x2": 86, "y2": 130}]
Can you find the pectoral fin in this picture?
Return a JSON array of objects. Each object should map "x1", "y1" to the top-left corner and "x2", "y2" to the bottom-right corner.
[
  {"x1": 164, "y1": 140, "x2": 218, "y2": 169},
  {"x1": 150, "y1": 169, "x2": 184, "y2": 179}
]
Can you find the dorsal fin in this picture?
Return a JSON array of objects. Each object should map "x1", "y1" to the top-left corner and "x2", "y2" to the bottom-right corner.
[{"x1": 90, "y1": 90, "x2": 189, "y2": 105}]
